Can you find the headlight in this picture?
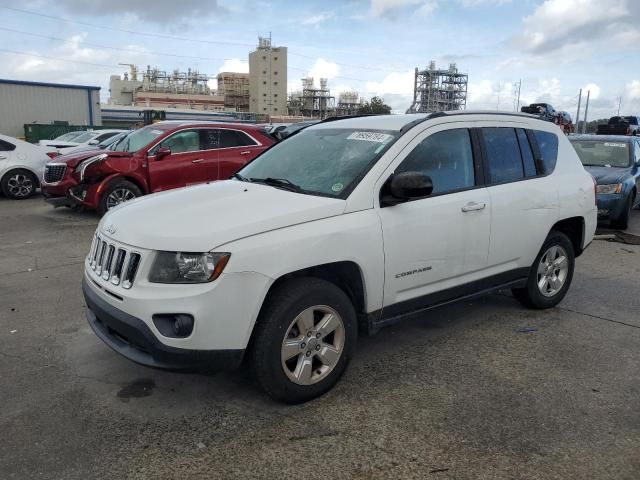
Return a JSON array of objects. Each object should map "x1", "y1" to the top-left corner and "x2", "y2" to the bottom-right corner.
[
  {"x1": 76, "y1": 153, "x2": 107, "y2": 181},
  {"x1": 149, "y1": 251, "x2": 231, "y2": 284},
  {"x1": 595, "y1": 183, "x2": 622, "y2": 194}
]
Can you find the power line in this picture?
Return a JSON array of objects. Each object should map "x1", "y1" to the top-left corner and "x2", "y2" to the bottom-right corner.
[{"x1": 0, "y1": 4, "x2": 402, "y2": 73}]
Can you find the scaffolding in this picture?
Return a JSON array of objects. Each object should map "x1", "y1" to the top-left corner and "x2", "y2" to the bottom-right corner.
[
  {"x1": 139, "y1": 65, "x2": 212, "y2": 95},
  {"x1": 336, "y1": 91, "x2": 362, "y2": 116},
  {"x1": 407, "y1": 61, "x2": 468, "y2": 113},
  {"x1": 288, "y1": 77, "x2": 335, "y2": 119},
  {"x1": 217, "y1": 72, "x2": 250, "y2": 112}
]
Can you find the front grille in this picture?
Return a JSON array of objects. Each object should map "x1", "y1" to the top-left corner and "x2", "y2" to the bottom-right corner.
[
  {"x1": 44, "y1": 164, "x2": 66, "y2": 183},
  {"x1": 88, "y1": 234, "x2": 142, "y2": 289}
]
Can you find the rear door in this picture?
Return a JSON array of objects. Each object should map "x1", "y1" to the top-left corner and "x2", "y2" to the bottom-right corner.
[
  {"x1": 217, "y1": 129, "x2": 265, "y2": 179},
  {"x1": 0, "y1": 139, "x2": 17, "y2": 166},
  {"x1": 147, "y1": 129, "x2": 210, "y2": 192},
  {"x1": 479, "y1": 125, "x2": 559, "y2": 273}
]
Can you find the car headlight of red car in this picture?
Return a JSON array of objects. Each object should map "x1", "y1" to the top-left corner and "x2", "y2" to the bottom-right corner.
[{"x1": 76, "y1": 153, "x2": 108, "y2": 181}]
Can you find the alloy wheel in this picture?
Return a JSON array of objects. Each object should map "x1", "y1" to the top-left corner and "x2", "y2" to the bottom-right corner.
[
  {"x1": 106, "y1": 188, "x2": 136, "y2": 210},
  {"x1": 7, "y1": 173, "x2": 34, "y2": 198},
  {"x1": 281, "y1": 305, "x2": 346, "y2": 385},
  {"x1": 537, "y1": 245, "x2": 569, "y2": 297}
]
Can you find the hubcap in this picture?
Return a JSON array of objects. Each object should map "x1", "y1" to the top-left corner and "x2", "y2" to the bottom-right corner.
[
  {"x1": 7, "y1": 173, "x2": 33, "y2": 197},
  {"x1": 106, "y1": 188, "x2": 136, "y2": 210},
  {"x1": 281, "y1": 305, "x2": 345, "y2": 385},
  {"x1": 537, "y1": 245, "x2": 569, "y2": 297}
]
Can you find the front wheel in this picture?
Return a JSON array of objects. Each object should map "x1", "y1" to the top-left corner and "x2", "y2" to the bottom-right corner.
[
  {"x1": 250, "y1": 277, "x2": 357, "y2": 403},
  {"x1": 512, "y1": 231, "x2": 575, "y2": 309},
  {"x1": 97, "y1": 180, "x2": 142, "y2": 216},
  {"x1": 1, "y1": 169, "x2": 37, "y2": 199}
]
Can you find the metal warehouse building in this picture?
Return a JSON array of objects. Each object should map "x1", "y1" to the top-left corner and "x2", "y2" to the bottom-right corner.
[{"x1": 0, "y1": 79, "x2": 102, "y2": 138}]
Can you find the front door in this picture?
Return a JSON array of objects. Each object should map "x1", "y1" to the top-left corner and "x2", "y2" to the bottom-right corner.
[
  {"x1": 376, "y1": 125, "x2": 491, "y2": 315},
  {"x1": 147, "y1": 129, "x2": 214, "y2": 192}
]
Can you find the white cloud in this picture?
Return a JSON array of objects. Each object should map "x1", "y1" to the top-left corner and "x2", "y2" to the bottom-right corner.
[
  {"x1": 302, "y1": 12, "x2": 334, "y2": 25},
  {"x1": 625, "y1": 80, "x2": 640, "y2": 100},
  {"x1": 308, "y1": 58, "x2": 341, "y2": 81},
  {"x1": 582, "y1": 83, "x2": 601, "y2": 100},
  {"x1": 218, "y1": 58, "x2": 249, "y2": 74},
  {"x1": 514, "y1": 0, "x2": 640, "y2": 54},
  {"x1": 365, "y1": 70, "x2": 415, "y2": 96},
  {"x1": 369, "y1": 0, "x2": 436, "y2": 17}
]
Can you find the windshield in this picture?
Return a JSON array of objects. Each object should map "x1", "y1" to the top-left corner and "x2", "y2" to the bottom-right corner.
[
  {"x1": 238, "y1": 127, "x2": 399, "y2": 197},
  {"x1": 72, "y1": 132, "x2": 98, "y2": 143},
  {"x1": 571, "y1": 140, "x2": 630, "y2": 167},
  {"x1": 112, "y1": 126, "x2": 165, "y2": 153},
  {"x1": 55, "y1": 131, "x2": 83, "y2": 141},
  {"x1": 100, "y1": 132, "x2": 128, "y2": 149}
]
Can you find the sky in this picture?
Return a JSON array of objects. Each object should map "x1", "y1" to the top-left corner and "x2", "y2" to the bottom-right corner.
[{"x1": 1, "y1": 0, "x2": 639, "y2": 120}]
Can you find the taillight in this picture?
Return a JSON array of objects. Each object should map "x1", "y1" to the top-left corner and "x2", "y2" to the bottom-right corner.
[{"x1": 46, "y1": 152, "x2": 59, "y2": 159}]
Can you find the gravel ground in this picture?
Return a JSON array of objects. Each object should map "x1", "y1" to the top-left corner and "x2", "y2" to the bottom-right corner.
[{"x1": 1, "y1": 197, "x2": 639, "y2": 479}]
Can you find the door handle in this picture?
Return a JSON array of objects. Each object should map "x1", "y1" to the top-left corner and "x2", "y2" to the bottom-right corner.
[
  {"x1": 191, "y1": 159, "x2": 204, "y2": 163},
  {"x1": 240, "y1": 151, "x2": 251, "y2": 155},
  {"x1": 461, "y1": 201, "x2": 486, "y2": 212},
  {"x1": 0, "y1": 155, "x2": 6, "y2": 160}
]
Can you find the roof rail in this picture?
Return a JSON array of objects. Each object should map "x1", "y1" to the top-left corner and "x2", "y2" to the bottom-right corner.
[{"x1": 320, "y1": 114, "x2": 379, "y2": 123}]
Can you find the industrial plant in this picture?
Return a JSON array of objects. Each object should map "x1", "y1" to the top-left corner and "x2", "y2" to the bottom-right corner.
[{"x1": 407, "y1": 61, "x2": 469, "y2": 113}]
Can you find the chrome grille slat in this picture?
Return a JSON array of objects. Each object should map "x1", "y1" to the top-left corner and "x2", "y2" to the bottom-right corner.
[
  {"x1": 44, "y1": 164, "x2": 66, "y2": 183},
  {"x1": 88, "y1": 235, "x2": 142, "y2": 289}
]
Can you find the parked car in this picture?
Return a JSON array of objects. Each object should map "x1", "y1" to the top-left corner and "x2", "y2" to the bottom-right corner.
[
  {"x1": 0, "y1": 133, "x2": 58, "y2": 199},
  {"x1": 521, "y1": 103, "x2": 557, "y2": 122},
  {"x1": 569, "y1": 135, "x2": 640, "y2": 229},
  {"x1": 83, "y1": 112, "x2": 597, "y2": 403},
  {"x1": 42, "y1": 121, "x2": 274, "y2": 215},
  {"x1": 39, "y1": 129, "x2": 126, "y2": 150},
  {"x1": 555, "y1": 111, "x2": 573, "y2": 134},
  {"x1": 273, "y1": 120, "x2": 320, "y2": 140},
  {"x1": 58, "y1": 131, "x2": 129, "y2": 156},
  {"x1": 596, "y1": 116, "x2": 640, "y2": 136}
]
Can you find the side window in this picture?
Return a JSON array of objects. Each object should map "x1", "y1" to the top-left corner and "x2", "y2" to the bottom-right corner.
[
  {"x1": 200, "y1": 129, "x2": 219, "y2": 150},
  {"x1": 532, "y1": 130, "x2": 559, "y2": 174},
  {"x1": 160, "y1": 130, "x2": 200, "y2": 154},
  {"x1": 219, "y1": 130, "x2": 258, "y2": 148},
  {"x1": 396, "y1": 128, "x2": 475, "y2": 195},
  {"x1": 635, "y1": 140, "x2": 640, "y2": 164},
  {"x1": 95, "y1": 132, "x2": 118, "y2": 142},
  {"x1": 0, "y1": 139, "x2": 16, "y2": 151},
  {"x1": 482, "y1": 127, "x2": 524, "y2": 183},
  {"x1": 516, "y1": 129, "x2": 537, "y2": 177}
]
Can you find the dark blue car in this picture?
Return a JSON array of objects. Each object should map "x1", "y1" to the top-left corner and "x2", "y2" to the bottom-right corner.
[{"x1": 570, "y1": 135, "x2": 640, "y2": 229}]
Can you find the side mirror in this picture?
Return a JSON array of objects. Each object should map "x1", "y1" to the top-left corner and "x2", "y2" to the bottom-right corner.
[
  {"x1": 155, "y1": 146, "x2": 171, "y2": 160},
  {"x1": 382, "y1": 172, "x2": 433, "y2": 206},
  {"x1": 88, "y1": 139, "x2": 99, "y2": 145}
]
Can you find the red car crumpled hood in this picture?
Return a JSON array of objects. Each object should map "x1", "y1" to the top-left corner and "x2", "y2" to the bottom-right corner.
[{"x1": 51, "y1": 149, "x2": 131, "y2": 168}]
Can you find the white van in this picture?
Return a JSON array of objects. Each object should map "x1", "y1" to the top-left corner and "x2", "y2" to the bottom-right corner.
[{"x1": 82, "y1": 112, "x2": 597, "y2": 403}]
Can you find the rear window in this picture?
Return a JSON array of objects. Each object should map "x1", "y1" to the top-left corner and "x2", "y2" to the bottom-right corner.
[
  {"x1": 482, "y1": 127, "x2": 524, "y2": 183},
  {"x1": 533, "y1": 131, "x2": 558, "y2": 174},
  {"x1": 0, "y1": 139, "x2": 16, "y2": 151},
  {"x1": 570, "y1": 140, "x2": 630, "y2": 168}
]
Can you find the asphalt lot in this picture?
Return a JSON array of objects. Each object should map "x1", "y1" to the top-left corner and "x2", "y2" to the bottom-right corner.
[{"x1": 1, "y1": 197, "x2": 639, "y2": 480}]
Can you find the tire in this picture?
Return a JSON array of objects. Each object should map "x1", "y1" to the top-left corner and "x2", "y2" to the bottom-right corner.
[
  {"x1": 610, "y1": 194, "x2": 632, "y2": 230},
  {"x1": 250, "y1": 277, "x2": 358, "y2": 404},
  {"x1": 97, "y1": 179, "x2": 142, "y2": 216},
  {"x1": 1, "y1": 169, "x2": 38, "y2": 199},
  {"x1": 512, "y1": 231, "x2": 575, "y2": 309}
]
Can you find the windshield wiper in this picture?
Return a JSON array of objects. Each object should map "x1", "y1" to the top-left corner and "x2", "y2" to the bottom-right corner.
[
  {"x1": 231, "y1": 172, "x2": 251, "y2": 182},
  {"x1": 250, "y1": 177, "x2": 304, "y2": 193}
]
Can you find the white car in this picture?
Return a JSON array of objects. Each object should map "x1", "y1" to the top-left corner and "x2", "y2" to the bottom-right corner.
[
  {"x1": 82, "y1": 112, "x2": 597, "y2": 403},
  {"x1": 39, "y1": 129, "x2": 125, "y2": 150},
  {"x1": 0, "y1": 134, "x2": 58, "y2": 199}
]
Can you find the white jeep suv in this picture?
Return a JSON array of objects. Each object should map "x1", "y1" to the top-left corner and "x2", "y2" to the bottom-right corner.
[{"x1": 83, "y1": 112, "x2": 597, "y2": 403}]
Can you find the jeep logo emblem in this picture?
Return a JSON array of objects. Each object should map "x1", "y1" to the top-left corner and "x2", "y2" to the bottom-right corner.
[{"x1": 105, "y1": 224, "x2": 117, "y2": 235}]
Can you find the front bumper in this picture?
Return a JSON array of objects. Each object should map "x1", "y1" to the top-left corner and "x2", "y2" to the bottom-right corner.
[
  {"x1": 42, "y1": 178, "x2": 100, "y2": 210},
  {"x1": 83, "y1": 277, "x2": 245, "y2": 372},
  {"x1": 596, "y1": 194, "x2": 627, "y2": 220}
]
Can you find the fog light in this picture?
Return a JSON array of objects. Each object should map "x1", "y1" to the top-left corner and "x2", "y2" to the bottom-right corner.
[{"x1": 152, "y1": 314, "x2": 194, "y2": 338}]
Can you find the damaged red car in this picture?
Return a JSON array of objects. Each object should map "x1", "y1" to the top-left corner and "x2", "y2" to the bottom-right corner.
[{"x1": 41, "y1": 121, "x2": 274, "y2": 215}]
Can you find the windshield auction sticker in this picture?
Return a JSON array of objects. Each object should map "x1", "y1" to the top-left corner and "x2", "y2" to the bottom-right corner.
[
  {"x1": 604, "y1": 142, "x2": 626, "y2": 147},
  {"x1": 347, "y1": 132, "x2": 392, "y2": 143}
]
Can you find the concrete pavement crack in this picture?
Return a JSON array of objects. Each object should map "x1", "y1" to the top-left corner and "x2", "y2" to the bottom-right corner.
[{"x1": 556, "y1": 306, "x2": 640, "y2": 329}]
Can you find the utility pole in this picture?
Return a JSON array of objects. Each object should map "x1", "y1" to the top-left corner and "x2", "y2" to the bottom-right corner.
[
  {"x1": 515, "y1": 79, "x2": 522, "y2": 112},
  {"x1": 617, "y1": 96, "x2": 622, "y2": 115},
  {"x1": 575, "y1": 89, "x2": 582, "y2": 134},
  {"x1": 497, "y1": 81, "x2": 501, "y2": 110},
  {"x1": 583, "y1": 90, "x2": 590, "y2": 134}
]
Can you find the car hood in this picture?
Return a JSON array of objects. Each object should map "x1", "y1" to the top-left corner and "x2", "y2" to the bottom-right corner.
[
  {"x1": 52, "y1": 150, "x2": 129, "y2": 168},
  {"x1": 584, "y1": 166, "x2": 631, "y2": 184},
  {"x1": 39, "y1": 140, "x2": 80, "y2": 148},
  {"x1": 100, "y1": 180, "x2": 346, "y2": 252}
]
